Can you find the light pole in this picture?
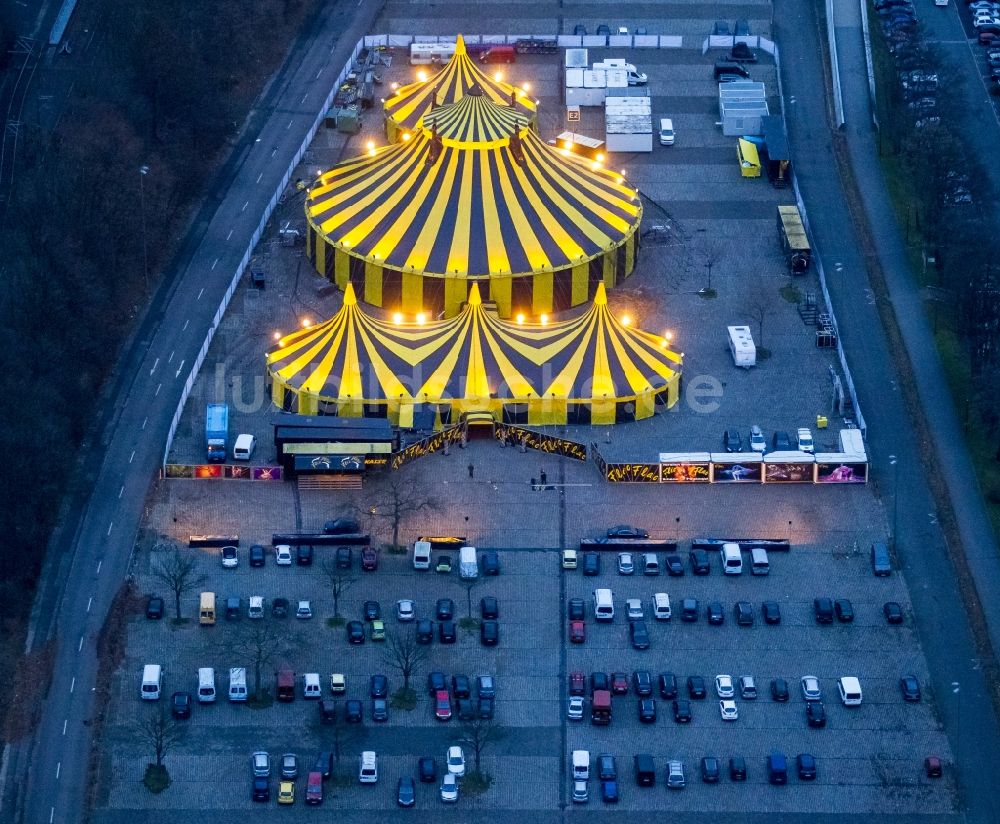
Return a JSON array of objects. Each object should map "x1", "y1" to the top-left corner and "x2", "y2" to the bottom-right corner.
[
  {"x1": 889, "y1": 454, "x2": 899, "y2": 549},
  {"x1": 139, "y1": 165, "x2": 150, "y2": 289}
]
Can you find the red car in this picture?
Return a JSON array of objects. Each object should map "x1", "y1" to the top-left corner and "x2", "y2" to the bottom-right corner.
[
  {"x1": 361, "y1": 547, "x2": 378, "y2": 571},
  {"x1": 305, "y1": 771, "x2": 323, "y2": 805},
  {"x1": 611, "y1": 672, "x2": 629, "y2": 695},
  {"x1": 434, "y1": 690, "x2": 452, "y2": 721},
  {"x1": 568, "y1": 671, "x2": 586, "y2": 696},
  {"x1": 569, "y1": 620, "x2": 586, "y2": 644}
]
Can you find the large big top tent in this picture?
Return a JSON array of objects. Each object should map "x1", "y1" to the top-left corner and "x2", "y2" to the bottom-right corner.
[
  {"x1": 383, "y1": 35, "x2": 538, "y2": 142},
  {"x1": 267, "y1": 283, "x2": 681, "y2": 426},
  {"x1": 306, "y1": 84, "x2": 643, "y2": 320}
]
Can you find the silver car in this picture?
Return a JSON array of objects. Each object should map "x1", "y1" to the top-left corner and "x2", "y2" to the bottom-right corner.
[
  {"x1": 667, "y1": 759, "x2": 686, "y2": 789},
  {"x1": 617, "y1": 553, "x2": 635, "y2": 575},
  {"x1": 252, "y1": 751, "x2": 270, "y2": 777},
  {"x1": 396, "y1": 599, "x2": 415, "y2": 622},
  {"x1": 568, "y1": 696, "x2": 584, "y2": 720},
  {"x1": 801, "y1": 675, "x2": 822, "y2": 701},
  {"x1": 281, "y1": 753, "x2": 297, "y2": 779}
]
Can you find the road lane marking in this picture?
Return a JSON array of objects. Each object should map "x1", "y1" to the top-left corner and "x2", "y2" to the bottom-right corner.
[
  {"x1": 69, "y1": 678, "x2": 75, "y2": 693},
  {"x1": 142, "y1": 417, "x2": 147, "y2": 430},
  {"x1": 256, "y1": 172, "x2": 263, "y2": 183},
  {"x1": 129, "y1": 451, "x2": 135, "y2": 464},
  {"x1": 212, "y1": 258, "x2": 219, "y2": 270},
  {"x1": 106, "y1": 522, "x2": 113, "y2": 536},
  {"x1": 62, "y1": 720, "x2": 67, "y2": 736},
  {"x1": 287, "y1": 119, "x2": 293, "y2": 129},
  {"x1": 155, "y1": 383, "x2": 161, "y2": 396},
  {"x1": 197, "y1": 288, "x2": 204, "y2": 300},
  {"x1": 118, "y1": 486, "x2": 124, "y2": 499},
  {"x1": 182, "y1": 319, "x2": 189, "y2": 331},
  {"x1": 301, "y1": 93, "x2": 308, "y2": 104},
  {"x1": 242, "y1": 201, "x2": 249, "y2": 212},
  {"x1": 149, "y1": 358, "x2": 159, "y2": 376},
  {"x1": 167, "y1": 350, "x2": 174, "y2": 363},
  {"x1": 175, "y1": 360, "x2": 185, "y2": 378},
  {"x1": 78, "y1": 636, "x2": 83, "y2": 652},
  {"x1": 55, "y1": 762, "x2": 60, "y2": 779},
  {"x1": 315, "y1": 69, "x2": 322, "y2": 80},
  {"x1": 96, "y1": 561, "x2": 101, "y2": 574},
  {"x1": 50, "y1": 807, "x2": 54, "y2": 823},
  {"x1": 271, "y1": 147, "x2": 278, "y2": 157},
  {"x1": 87, "y1": 597, "x2": 92, "y2": 612},
  {"x1": 227, "y1": 229, "x2": 234, "y2": 240}
]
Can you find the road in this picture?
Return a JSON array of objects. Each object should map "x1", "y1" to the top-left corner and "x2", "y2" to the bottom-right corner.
[
  {"x1": 777, "y1": 0, "x2": 1000, "y2": 820},
  {"x1": 1, "y1": 2, "x2": 383, "y2": 822}
]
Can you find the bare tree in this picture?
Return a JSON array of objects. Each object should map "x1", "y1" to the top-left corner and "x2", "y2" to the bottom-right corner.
[
  {"x1": 458, "y1": 577, "x2": 480, "y2": 620},
  {"x1": 368, "y1": 472, "x2": 441, "y2": 549},
  {"x1": 457, "y1": 717, "x2": 504, "y2": 774},
  {"x1": 136, "y1": 706, "x2": 186, "y2": 767},
  {"x1": 149, "y1": 543, "x2": 205, "y2": 619},
  {"x1": 699, "y1": 238, "x2": 722, "y2": 294},
  {"x1": 382, "y1": 629, "x2": 428, "y2": 692},
  {"x1": 742, "y1": 281, "x2": 774, "y2": 351},
  {"x1": 326, "y1": 713, "x2": 366, "y2": 771},
  {"x1": 222, "y1": 620, "x2": 291, "y2": 701},
  {"x1": 320, "y1": 557, "x2": 356, "y2": 618}
]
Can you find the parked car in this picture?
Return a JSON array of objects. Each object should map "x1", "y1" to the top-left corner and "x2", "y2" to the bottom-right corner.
[
  {"x1": 324, "y1": 517, "x2": 360, "y2": 534},
  {"x1": 252, "y1": 776, "x2": 270, "y2": 802},
  {"x1": 724, "y1": 429, "x2": 743, "y2": 452},
  {"x1": 659, "y1": 673, "x2": 678, "y2": 699},
  {"x1": 835, "y1": 598, "x2": 855, "y2": 622},
  {"x1": 734, "y1": 601, "x2": 754, "y2": 626},
  {"x1": 762, "y1": 601, "x2": 781, "y2": 625},
  {"x1": 701, "y1": 756, "x2": 721, "y2": 783},
  {"x1": 434, "y1": 690, "x2": 452, "y2": 721},
  {"x1": 296, "y1": 545, "x2": 313, "y2": 566},
  {"x1": 481, "y1": 619, "x2": 499, "y2": 646},
  {"x1": 607, "y1": 524, "x2": 649, "y2": 539},
  {"x1": 482, "y1": 550, "x2": 500, "y2": 575},
  {"x1": 416, "y1": 619, "x2": 434, "y2": 644},
  {"x1": 296, "y1": 600, "x2": 313, "y2": 620},
  {"x1": 363, "y1": 600, "x2": 381, "y2": 621},
  {"x1": 396, "y1": 599, "x2": 415, "y2": 622},
  {"x1": 344, "y1": 699, "x2": 363, "y2": 722},
  {"x1": 171, "y1": 691, "x2": 191, "y2": 719},
  {"x1": 730, "y1": 757, "x2": 747, "y2": 781},
  {"x1": 629, "y1": 620, "x2": 650, "y2": 649},
  {"x1": 681, "y1": 598, "x2": 699, "y2": 622},
  {"x1": 884, "y1": 602, "x2": 904, "y2": 624},
  {"x1": 274, "y1": 545, "x2": 292, "y2": 565},
  {"x1": 771, "y1": 678, "x2": 790, "y2": 702},
  {"x1": 772, "y1": 431, "x2": 792, "y2": 450},
  {"x1": 626, "y1": 598, "x2": 644, "y2": 620},
  {"x1": 221, "y1": 545, "x2": 238, "y2": 568},
  {"x1": 633, "y1": 670, "x2": 653, "y2": 696},
  {"x1": 814, "y1": 597, "x2": 834, "y2": 624},
  {"x1": 418, "y1": 756, "x2": 437, "y2": 782},
  {"x1": 801, "y1": 675, "x2": 822, "y2": 701},
  {"x1": 346, "y1": 621, "x2": 365, "y2": 644},
  {"x1": 569, "y1": 671, "x2": 586, "y2": 695},
  {"x1": 252, "y1": 751, "x2": 271, "y2": 778},
  {"x1": 568, "y1": 597, "x2": 586, "y2": 620},
  {"x1": 900, "y1": 675, "x2": 922, "y2": 701},
  {"x1": 569, "y1": 620, "x2": 586, "y2": 643},
  {"x1": 427, "y1": 671, "x2": 447, "y2": 694},
  {"x1": 145, "y1": 596, "x2": 164, "y2": 620},
  {"x1": 480, "y1": 596, "x2": 499, "y2": 619},
  {"x1": 925, "y1": 756, "x2": 943, "y2": 778},
  {"x1": 689, "y1": 549, "x2": 711, "y2": 574},
  {"x1": 611, "y1": 672, "x2": 629, "y2": 695},
  {"x1": 749, "y1": 425, "x2": 766, "y2": 451},
  {"x1": 446, "y1": 746, "x2": 466, "y2": 776},
  {"x1": 797, "y1": 753, "x2": 817, "y2": 780},
  {"x1": 397, "y1": 776, "x2": 415, "y2": 807},
  {"x1": 707, "y1": 601, "x2": 725, "y2": 625},
  {"x1": 665, "y1": 553, "x2": 685, "y2": 575},
  {"x1": 719, "y1": 699, "x2": 738, "y2": 721},
  {"x1": 335, "y1": 546, "x2": 352, "y2": 569},
  {"x1": 673, "y1": 699, "x2": 692, "y2": 723},
  {"x1": 568, "y1": 696, "x2": 585, "y2": 720},
  {"x1": 361, "y1": 547, "x2": 378, "y2": 571},
  {"x1": 582, "y1": 552, "x2": 601, "y2": 576},
  {"x1": 370, "y1": 674, "x2": 388, "y2": 699},
  {"x1": 806, "y1": 701, "x2": 827, "y2": 728},
  {"x1": 591, "y1": 672, "x2": 610, "y2": 693},
  {"x1": 271, "y1": 597, "x2": 289, "y2": 618},
  {"x1": 305, "y1": 771, "x2": 323, "y2": 805},
  {"x1": 281, "y1": 753, "x2": 298, "y2": 780},
  {"x1": 435, "y1": 555, "x2": 452, "y2": 573},
  {"x1": 688, "y1": 676, "x2": 707, "y2": 699},
  {"x1": 440, "y1": 773, "x2": 459, "y2": 802},
  {"x1": 617, "y1": 553, "x2": 635, "y2": 575},
  {"x1": 436, "y1": 598, "x2": 455, "y2": 620},
  {"x1": 715, "y1": 675, "x2": 735, "y2": 698}
]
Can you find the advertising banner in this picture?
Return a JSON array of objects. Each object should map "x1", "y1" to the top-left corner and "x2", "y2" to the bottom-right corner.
[
  {"x1": 660, "y1": 461, "x2": 710, "y2": 483},
  {"x1": 164, "y1": 464, "x2": 282, "y2": 480},
  {"x1": 815, "y1": 461, "x2": 868, "y2": 484},
  {"x1": 605, "y1": 463, "x2": 661, "y2": 483},
  {"x1": 194, "y1": 464, "x2": 223, "y2": 479},
  {"x1": 763, "y1": 462, "x2": 813, "y2": 483},
  {"x1": 495, "y1": 424, "x2": 587, "y2": 461},
  {"x1": 391, "y1": 424, "x2": 465, "y2": 470},
  {"x1": 712, "y1": 461, "x2": 763, "y2": 483}
]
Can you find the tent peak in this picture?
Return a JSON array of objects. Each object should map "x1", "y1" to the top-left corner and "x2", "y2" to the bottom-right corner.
[
  {"x1": 455, "y1": 34, "x2": 466, "y2": 55},
  {"x1": 343, "y1": 282, "x2": 357, "y2": 306},
  {"x1": 467, "y1": 282, "x2": 483, "y2": 307},
  {"x1": 593, "y1": 282, "x2": 608, "y2": 306}
]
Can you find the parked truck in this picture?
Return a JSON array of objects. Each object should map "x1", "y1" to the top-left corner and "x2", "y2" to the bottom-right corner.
[
  {"x1": 205, "y1": 403, "x2": 229, "y2": 463},
  {"x1": 591, "y1": 689, "x2": 612, "y2": 725}
]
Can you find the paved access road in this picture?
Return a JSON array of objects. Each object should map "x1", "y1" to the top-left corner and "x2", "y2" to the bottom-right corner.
[
  {"x1": 2, "y1": 2, "x2": 383, "y2": 822},
  {"x1": 777, "y1": 0, "x2": 1000, "y2": 820}
]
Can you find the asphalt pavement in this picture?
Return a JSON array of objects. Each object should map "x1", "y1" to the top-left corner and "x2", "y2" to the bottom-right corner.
[
  {"x1": 1, "y1": 2, "x2": 384, "y2": 822},
  {"x1": 776, "y1": 0, "x2": 1000, "y2": 820}
]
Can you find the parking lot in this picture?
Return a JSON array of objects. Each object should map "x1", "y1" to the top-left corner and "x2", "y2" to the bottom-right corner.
[{"x1": 90, "y1": 453, "x2": 956, "y2": 820}]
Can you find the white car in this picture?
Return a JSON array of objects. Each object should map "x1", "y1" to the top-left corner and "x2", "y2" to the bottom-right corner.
[
  {"x1": 719, "y1": 699, "x2": 739, "y2": 721},
  {"x1": 796, "y1": 427, "x2": 814, "y2": 453},
  {"x1": 440, "y1": 773, "x2": 459, "y2": 802},
  {"x1": 968, "y1": 1, "x2": 1000, "y2": 9},
  {"x1": 715, "y1": 674, "x2": 735, "y2": 698},
  {"x1": 626, "y1": 598, "x2": 643, "y2": 620},
  {"x1": 396, "y1": 599, "x2": 415, "y2": 622},
  {"x1": 446, "y1": 746, "x2": 465, "y2": 777},
  {"x1": 248, "y1": 596, "x2": 264, "y2": 619},
  {"x1": 801, "y1": 675, "x2": 822, "y2": 701},
  {"x1": 749, "y1": 425, "x2": 766, "y2": 452},
  {"x1": 274, "y1": 544, "x2": 292, "y2": 565},
  {"x1": 221, "y1": 545, "x2": 238, "y2": 568},
  {"x1": 666, "y1": 759, "x2": 685, "y2": 789},
  {"x1": 572, "y1": 779, "x2": 589, "y2": 803},
  {"x1": 617, "y1": 553, "x2": 635, "y2": 575},
  {"x1": 296, "y1": 600, "x2": 313, "y2": 620},
  {"x1": 568, "y1": 696, "x2": 584, "y2": 720}
]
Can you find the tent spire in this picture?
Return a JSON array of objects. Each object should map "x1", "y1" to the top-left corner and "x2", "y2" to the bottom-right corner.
[
  {"x1": 343, "y1": 282, "x2": 357, "y2": 306},
  {"x1": 455, "y1": 34, "x2": 467, "y2": 55},
  {"x1": 467, "y1": 282, "x2": 482, "y2": 307},
  {"x1": 593, "y1": 282, "x2": 608, "y2": 306}
]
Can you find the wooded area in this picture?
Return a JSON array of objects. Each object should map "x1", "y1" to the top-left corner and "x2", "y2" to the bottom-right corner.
[{"x1": 0, "y1": 0, "x2": 318, "y2": 647}]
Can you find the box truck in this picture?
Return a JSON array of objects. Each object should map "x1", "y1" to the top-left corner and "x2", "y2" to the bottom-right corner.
[{"x1": 205, "y1": 403, "x2": 229, "y2": 462}]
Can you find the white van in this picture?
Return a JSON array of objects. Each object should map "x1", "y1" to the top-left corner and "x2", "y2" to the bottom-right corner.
[
  {"x1": 413, "y1": 540, "x2": 431, "y2": 570},
  {"x1": 562, "y1": 549, "x2": 578, "y2": 569},
  {"x1": 750, "y1": 546, "x2": 770, "y2": 575},
  {"x1": 593, "y1": 588, "x2": 615, "y2": 622},
  {"x1": 722, "y1": 543, "x2": 743, "y2": 575},
  {"x1": 228, "y1": 667, "x2": 248, "y2": 702},
  {"x1": 572, "y1": 750, "x2": 590, "y2": 781},
  {"x1": 652, "y1": 592, "x2": 672, "y2": 620},
  {"x1": 233, "y1": 433, "x2": 256, "y2": 460},
  {"x1": 837, "y1": 676, "x2": 863, "y2": 707},
  {"x1": 459, "y1": 546, "x2": 479, "y2": 579},
  {"x1": 659, "y1": 118, "x2": 675, "y2": 145},
  {"x1": 303, "y1": 673, "x2": 322, "y2": 699},
  {"x1": 248, "y1": 596, "x2": 264, "y2": 619},
  {"x1": 359, "y1": 751, "x2": 378, "y2": 783},
  {"x1": 141, "y1": 664, "x2": 162, "y2": 700},
  {"x1": 197, "y1": 667, "x2": 216, "y2": 703}
]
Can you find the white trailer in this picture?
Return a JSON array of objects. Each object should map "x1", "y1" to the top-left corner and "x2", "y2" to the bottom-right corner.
[{"x1": 728, "y1": 325, "x2": 756, "y2": 367}]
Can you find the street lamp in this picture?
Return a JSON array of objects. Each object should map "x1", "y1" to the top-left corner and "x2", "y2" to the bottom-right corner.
[
  {"x1": 139, "y1": 165, "x2": 150, "y2": 289},
  {"x1": 889, "y1": 455, "x2": 899, "y2": 548}
]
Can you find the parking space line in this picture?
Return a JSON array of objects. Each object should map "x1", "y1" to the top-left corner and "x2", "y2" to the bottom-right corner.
[
  {"x1": 149, "y1": 358, "x2": 158, "y2": 376},
  {"x1": 182, "y1": 319, "x2": 189, "y2": 331},
  {"x1": 256, "y1": 172, "x2": 263, "y2": 183},
  {"x1": 227, "y1": 229, "x2": 234, "y2": 240},
  {"x1": 175, "y1": 360, "x2": 185, "y2": 378},
  {"x1": 241, "y1": 201, "x2": 248, "y2": 212},
  {"x1": 315, "y1": 69, "x2": 322, "y2": 80},
  {"x1": 119, "y1": 486, "x2": 124, "y2": 499},
  {"x1": 62, "y1": 719, "x2": 67, "y2": 736},
  {"x1": 50, "y1": 807, "x2": 54, "y2": 823},
  {"x1": 142, "y1": 417, "x2": 147, "y2": 430},
  {"x1": 211, "y1": 258, "x2": 219, "y2": 270},
  {"x1": 287, "y1": 119, "x2": 293, "y2": 129},
  {"x1": 55, "y1": 762, "x2": 60, "y2": 780},
  {"x1": 129, "y1": 451, "x2": 135, "y2": 464},
  {"x1": 301, "y1": 93, "x2": 308, "y2": 104},
  {"x1": 197, "y1": 288, "x2": 204, "y2": 300},
  {"x1": 95, "y1": 560, "x2": 101, "y2": 574}
]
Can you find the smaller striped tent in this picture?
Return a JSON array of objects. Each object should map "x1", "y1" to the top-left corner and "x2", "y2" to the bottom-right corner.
[
  {"x1": 266, "y1": 282, "x2": 681, "y2": 426},
  {"x1": 384, "y1": 35, "x2": 537, "y2": 142}
]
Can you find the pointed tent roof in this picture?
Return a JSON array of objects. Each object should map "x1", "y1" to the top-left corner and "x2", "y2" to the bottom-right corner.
[
  {"x1": 308, "y1": 93, "x2": 641, "y2": 279},
  {"x1": 384, "y1": 35, "x2": 537, "y2": 137},
  {"x1": 266, "y1": 283, "x2": 680, "y2": 407}
]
